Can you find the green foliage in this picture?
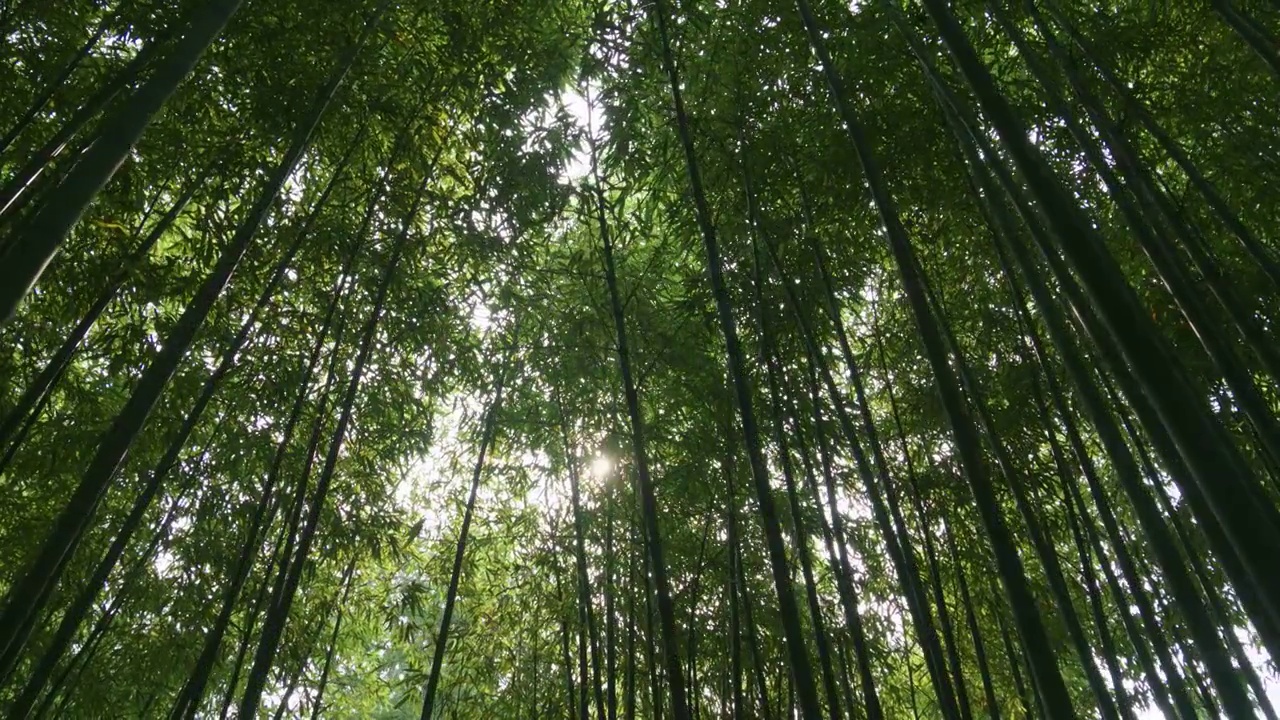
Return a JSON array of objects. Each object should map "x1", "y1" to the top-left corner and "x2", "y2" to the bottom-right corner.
[{"x1": 2, "y1": 0, "x2": 1280, "y2": 717}]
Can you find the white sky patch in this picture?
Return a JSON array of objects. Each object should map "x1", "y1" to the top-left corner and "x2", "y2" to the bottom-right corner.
[
  {"x1": 150, "y1": 505, "x2": 193, "y2": 578},
  {"x1": 396, "y1": 391, "x2": 608, "y2": 545},
  {"x1": 280, "y1": 150, "x2": 317, "y2": 206},
  {"x1": 396, "y1": 391, "x2": 481, "y2": 529},
  {"x1": 1132, "y1": 632, "x2": 1279, "y2": 718},
  {"x1": 560, "y1": 85, "x2": 596, "y2": 183},
  {"x1": 1240, "y1": 633, "x2": 1280, "y2": 711},
  {"x1": 469, "y1": 302, "x2": 493, "y2": 331}
]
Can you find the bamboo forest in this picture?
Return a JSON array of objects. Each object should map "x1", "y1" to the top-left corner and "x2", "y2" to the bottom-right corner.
[{"x1": 7, "y1": 0, "x2": 1280, "y2": 717}]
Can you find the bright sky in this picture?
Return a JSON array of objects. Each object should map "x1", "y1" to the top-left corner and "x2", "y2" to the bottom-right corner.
[
  {"x1": 561, "y1": 86, "x2": 595, "y2": 181},
  {"x1": 1132, "y1": 634, "x2": 1279, "y2": 719}
]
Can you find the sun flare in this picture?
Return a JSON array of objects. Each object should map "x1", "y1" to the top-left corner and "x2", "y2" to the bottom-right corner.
[{"x1": 589, "y1": 455, "x2": 612, "y2": 479}]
